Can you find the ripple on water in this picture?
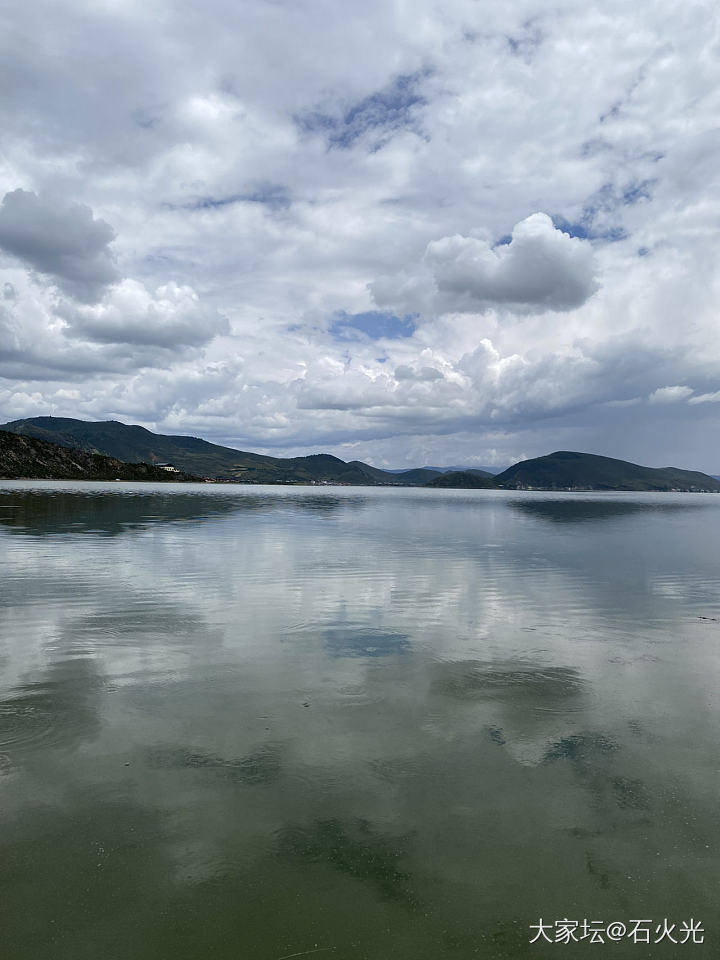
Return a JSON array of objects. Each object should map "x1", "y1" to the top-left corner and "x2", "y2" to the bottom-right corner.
[
  {"x1": 324, "y1": 628, "x2": 411, "y2": 658},
  {"x1": 432, "y1": 659, "x2": 587, "y2": 714},
  {"x1": 0, "y1": 660, "x2": 103, "y2": 752},
  {"x1": 147, "y1": 744, "x2": 282, "y2": 785},
  {"x1": 0, "y1": 697, "x2": 56, "y2": 750}
]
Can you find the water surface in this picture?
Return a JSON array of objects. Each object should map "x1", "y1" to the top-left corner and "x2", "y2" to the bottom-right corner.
[{"x1": 1, "y1": 482, "x2": 718, "y2": 958}]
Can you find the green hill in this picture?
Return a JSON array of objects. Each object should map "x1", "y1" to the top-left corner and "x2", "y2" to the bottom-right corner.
[
  {"x1": 1, "y1": 416, "x2": 282, "y2": 480},
  {"x1": 3, "y1": 420, "x2": 717, "y2": 491},
  {"x1": 348, "y1": 461, "x2": 443, "y2": 485},
  {"x1": 0, "y1": 417, "x2": 436, "y2": 485},
  {"x1": 494, "y1": 451, "x2": 720, "y2": 492},
  {"x1": 0, "y1": 430, "x2": 199, "y2": 482},
  {"x1": 420, "y1": 464, "x2": 500, "y2": 476},
  {"x1": 423, "y1": 470, "x2": 497, "y2": 489}
]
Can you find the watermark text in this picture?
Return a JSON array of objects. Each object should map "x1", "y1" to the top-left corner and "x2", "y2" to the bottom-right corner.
[{"x1": 529, "y1": 918, "x2": 704, "y2": 945}]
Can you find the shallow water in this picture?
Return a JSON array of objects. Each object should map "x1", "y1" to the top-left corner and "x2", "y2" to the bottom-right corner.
[{"x1": 1, "y1": 482, "x2": 718, "y2": 958}]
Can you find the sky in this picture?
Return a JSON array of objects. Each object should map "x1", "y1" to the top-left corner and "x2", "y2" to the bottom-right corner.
[{"x1": 1, "y1": 0, "x2": 719, "y2": 471}]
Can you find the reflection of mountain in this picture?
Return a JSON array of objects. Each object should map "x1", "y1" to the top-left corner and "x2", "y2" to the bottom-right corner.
[
  {"x1": 0, "y1": 489, "x2": 246, "y2": 536},
  {"x1": 508, "y1": 498, "x2": 703, "y2": 524},
  {"x1": 0, "y1": 489, "x2": 364, "y2": 537}
]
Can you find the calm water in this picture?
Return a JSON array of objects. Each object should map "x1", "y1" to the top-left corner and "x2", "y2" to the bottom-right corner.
[{"x1": 1, "y1": 482, "x2": 718, "y2": 959}]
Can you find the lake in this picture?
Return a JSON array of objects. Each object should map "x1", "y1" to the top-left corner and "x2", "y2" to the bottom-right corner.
[{"x1": 1, "y1": 482, "x2": 718, "y2": 959}]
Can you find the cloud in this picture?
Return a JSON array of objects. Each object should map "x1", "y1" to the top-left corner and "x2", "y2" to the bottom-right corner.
[
  {"x1": 2, "y1": 1, "x2": 720, "y2": 471},
  {"x1": 372, "y1": 214, "x2": 599, "y2": 316},
  {"x1": 0, "y1": 190, "x2": 119, "y2": 302},
  {"x1": 61, "y1": 280, "x2": 229, "y2": 349},
  {"x1": 648, "y1": 385, "x2": 693, "y2": 404},
  {"x1": 0, "y1": 270, "x2": 228, "y2": 385},
  {"x1": 394, "y1": 364, "x2": 443, "y2": 381},
  {"x1": 688, "y1": 391, "x2": 720, "y2": 405}
]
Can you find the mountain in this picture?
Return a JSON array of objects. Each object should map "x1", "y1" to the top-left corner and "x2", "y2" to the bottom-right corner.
[
  {"x1": 494, "y1": 451, "x2": 720, "y2": 492},
  {"x1": 0, "y1": 417, "x2": 436, "y2": 485},
  {"x1": 423, "y1": 470, "x2": 497, "y2": 489},
  {"x1": 3, "y1": 419, "x2": 718, "y2": 491},
  {"x1": 349, "y1": 461, "x2": 444, "y2": 485},
  {"x1": 383, "y1": 464, "x2": 499, "y2": 476},
  {"x1": 420, "y1": 464, "x2": 501, "y2": 476},
  {"x1": 0, "y1": 430, "x2": 200, "y2": 482},
  {"x1": 1, "y1": 416, "x2": 283, "y2": 480}
]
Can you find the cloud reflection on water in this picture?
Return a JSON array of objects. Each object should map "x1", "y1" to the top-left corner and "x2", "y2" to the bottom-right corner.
[{"x1": 1, "y1": 486, "x2": 719, "y2": 959}]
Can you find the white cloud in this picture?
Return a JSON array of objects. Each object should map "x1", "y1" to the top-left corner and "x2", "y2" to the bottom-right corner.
[
  {"x1": 61, "y1": 279, "x2": 229, "y2": 349},
  {"x1": 0, "y1": 270, "x2": 224, "y2": 383},
  {"x1": 373, "y1": 214, "x2": 598, "y2": 315},
  {"x1": 394, "y1": 364, "x2": 444, "y2": 381},
  {"x1": 1, "y1": 0, "x2": 720, "y2": 470},
  {"x1": 688, "y1": 391, "x2": 720, "y2": 405},
  {"x1": 648, "y1": 385, "x2": 693, "y2": 404}
]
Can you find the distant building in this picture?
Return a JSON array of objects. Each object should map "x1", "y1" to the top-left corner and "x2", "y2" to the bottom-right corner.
[{"x1": 156, "y1": 462, "x2": 180, "y2": 473}]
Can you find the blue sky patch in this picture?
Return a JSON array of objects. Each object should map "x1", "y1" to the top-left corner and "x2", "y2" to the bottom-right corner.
[
  {"x1": 622, "y1": 179, "x2": 655, "y2": 205},
  {"x1": 558, "y1": 179, "x2": 655, "y2": 239},
  {"x1": 330, "y1": 311, "x2": 417, "y2": 341},
  {"x1": 552, "y1": 216, "x2": 589, "y2": 240},
  {"x1": 554, "y1": 216, "x2": 628, "y2": 243},
  {"x1": 176, "y1": 182, "x2": 291, "y2": 211},
  {"x1": 295, "y1": 70, "x2": 430, "y2": 150},
  {"x1": 553, "y1": 175, "x2": 646, "y2": 244}
]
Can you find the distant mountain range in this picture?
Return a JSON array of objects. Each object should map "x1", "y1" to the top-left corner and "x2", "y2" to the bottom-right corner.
[
  {"x1": 1, "y1": 417, "x2": 719, "y2": 492},
  {"x1": 385, "y1": 464, "x2": 504, "y2": 475}
]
